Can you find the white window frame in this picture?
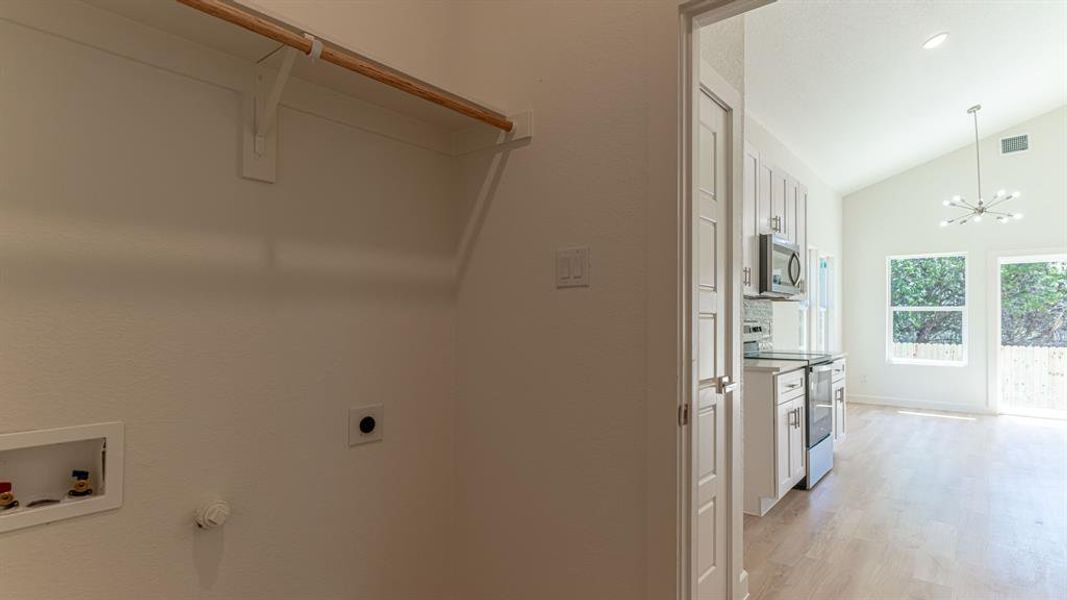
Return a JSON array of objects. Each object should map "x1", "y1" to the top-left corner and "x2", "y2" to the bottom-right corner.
[{"x1": 885, "y1": 252, "x2": 969, "y2": 367}]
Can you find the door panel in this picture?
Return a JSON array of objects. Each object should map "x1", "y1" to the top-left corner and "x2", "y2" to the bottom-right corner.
[
  {"x1": 757, "y1": 161, "x2": 773, "y2": 235},
  {"x1": 771, "y1": 167, "x2": 786, "y2": 236},
  {"x1": 833, "y1": 380, "x2": 846, "y2": 441},
  {"x1": 776, "y1": 400, "x2": 792, "y2": 497},
  {"x1": 790, "y1": 400, "x2": 806, "y2": 483},
  {"x1": 742, "y1": 143, "x2": 759, "y2": 294},
  {"x1": 784, "y1": 176, "x2": 797, "y2": 242},
  {"x1": 693, "y1": 89, "x2": 728, "y2": 600}
]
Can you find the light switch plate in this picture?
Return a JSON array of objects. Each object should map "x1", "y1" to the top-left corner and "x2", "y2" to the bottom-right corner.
[
  {"x1": 556, "y1": 247, "x2": 590, "y2": 288},
  {"x1": 348, "y1": 405, "x2": 384, "y2": 446}
]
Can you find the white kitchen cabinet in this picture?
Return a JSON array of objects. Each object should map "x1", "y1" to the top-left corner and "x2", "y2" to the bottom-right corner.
[
  {"x1": 795, "y1": 183, "x2": 808, "y2": 297},
  {"x1": 784, "y1": 175, "x2": 798, "y2": 242},
  {"x1": 742, "y1": 142, "x2": 760, "y2": 295},
  {"x1": 741, "y1": 144, "x2": 809, "y2": 299},
  {"x1": 832, "y1": 359, "x2": 846, "y2": 443},
  {"x1": 743, "y1": 365, "x2": 808, "y2": 516},
  {"x1": 775, "y1": 395, "x2": 806, "y2": 499},
  {"x1": 770, "y1": 166, "x2": 787, "y2": 237},
  {"x1": 789, "y1": 398, "x2": 807, "y2": 483},
  {"x1": 775, "y1": 400, "x2": 793, "y2": 497}
]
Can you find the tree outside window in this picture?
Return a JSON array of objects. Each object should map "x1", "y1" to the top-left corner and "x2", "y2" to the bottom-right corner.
[
  {"x1": 887, "y1": 254, "x2": 967, "y2": 365},
  {"x1": 1001, "y1": 261, "x2": 1067, "y2": 348}
]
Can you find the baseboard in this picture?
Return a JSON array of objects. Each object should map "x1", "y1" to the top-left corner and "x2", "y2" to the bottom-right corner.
[{"x1": 849, "y1": 394, "x2": 994, "y2": 416}]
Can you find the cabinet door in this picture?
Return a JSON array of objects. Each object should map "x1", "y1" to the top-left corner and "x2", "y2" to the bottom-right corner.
[
  {"x1": 789, "y1": 399, "x2": 807, "y2": 484},
  {"x1": 795, "y1": 184, "x2": 808, "y2": 297},
  {"x1": 757, "y1": 160, "x2": 773, "y2": 235},
  {"x1": 742, "y1": 143, "x2": 759, "y2": 295},
  {"x1": 833, "y1": 380, "x2": 846, "y2": 442},
  {"x1": 783, "y1": 176, "x2": 798, "y2": 243},
  {"x1": 776, "y1": 400, "x2": 793, "y2": 497},
  {"x1": 770, "y1": 167, "x2": 787, "y2": 236}
]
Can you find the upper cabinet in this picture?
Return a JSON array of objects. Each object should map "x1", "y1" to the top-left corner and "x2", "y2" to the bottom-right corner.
[
  {"x1": 742, "y1": 143, "x2": 760, "y2": 295},
  {"x1": 741, "y1": 144, "x2": 809, "y2": 300}
]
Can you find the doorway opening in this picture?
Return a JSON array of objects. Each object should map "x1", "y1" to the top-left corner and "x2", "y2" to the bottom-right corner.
[{"x1": 993, "y1": 253, "x2": 1067, "y2": 419}]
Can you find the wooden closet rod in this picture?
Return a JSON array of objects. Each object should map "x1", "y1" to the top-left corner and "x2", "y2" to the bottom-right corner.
[{"x1": 176, "y1": 0, "x2": 514, "y2": 132}]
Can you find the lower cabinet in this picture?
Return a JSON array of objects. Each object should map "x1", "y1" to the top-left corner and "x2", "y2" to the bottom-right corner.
[
  {"x1": 775, "y1": 401, "x2": 793, "y2": 497},
  {"x1": 831, "y1": 358, "x2": 846, "y2": 443},
  {"x1": 789, "y1": 399, "x2": 807, "y2": 485},
  {"x1": 744, "y1": 367, "x2": 808, "y2": 516},
  {"x1": 775, "y1": 397, "x2": 806, "y2": 499},
  {"x1": 833, "y1": 379, "x2": 846, "y2": 442}
]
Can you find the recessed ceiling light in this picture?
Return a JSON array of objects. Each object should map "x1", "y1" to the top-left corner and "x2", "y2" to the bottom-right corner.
[{"x1": 923, "y1": 32, "x2": 949, "y2": 50}]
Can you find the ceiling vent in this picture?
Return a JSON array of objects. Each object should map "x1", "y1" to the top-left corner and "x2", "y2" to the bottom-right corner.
[{"x1": 1001, "y1": 134, "x2": 1029, "y2": 154}]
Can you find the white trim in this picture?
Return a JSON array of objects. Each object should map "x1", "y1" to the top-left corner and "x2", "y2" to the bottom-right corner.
[
  {"x1": 885, "y1": 253, "x2": 969, "y2": 367},
  {"x1": 677, "y1": 2, "x2": 772, "y2": 599},
  {"x1": 986, "y1": 247, "x2": 1067, "y2": 415},
  {"x1": 849, "y1": 394, "x2": 993, "y2": 416}
]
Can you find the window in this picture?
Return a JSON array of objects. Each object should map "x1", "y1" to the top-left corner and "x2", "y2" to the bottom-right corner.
[
  {"x1": 887, "y1": 254, "x2": 967, "y2": 365},
  {"x1": 815, "y1": 256, "x2": 834, "y2": 352}
]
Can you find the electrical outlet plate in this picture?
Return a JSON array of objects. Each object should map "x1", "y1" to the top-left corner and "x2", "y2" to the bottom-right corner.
[{"x1": 348, "y1": 405, "x2": 384, "y2": 446}]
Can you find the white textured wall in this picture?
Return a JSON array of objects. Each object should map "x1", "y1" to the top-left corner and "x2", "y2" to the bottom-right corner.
[
  {"x1": 449, "y1": 4, "x2": 687, "y2": 598},
  {"x1": 743, "y1": 116, "x2": 845, "y2": 351},
  {"x1": 2, "y1": 1, "x2": 747, "y2": 598},
  {"x1": 0, "y1": 11, "x2": 457, "y2": 599},
  {"x1": 702, "y1": 15, "x2": 746, "y2": 93},
  {"x1": 250, "y1": 3, "x2": 744, "y2": 598},
  {"x1": 843, "y1": 105, "x2": 1067, "y2": 412}
]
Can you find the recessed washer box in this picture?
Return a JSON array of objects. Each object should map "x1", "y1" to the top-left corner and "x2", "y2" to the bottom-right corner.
[{"x1": 0, "y1": 422, "x2": 124, "y2": 534}]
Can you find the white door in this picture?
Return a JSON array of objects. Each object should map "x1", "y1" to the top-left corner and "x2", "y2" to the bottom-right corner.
[{"x1": 692, "y1": 88, "x2": 728, "y2": 600}]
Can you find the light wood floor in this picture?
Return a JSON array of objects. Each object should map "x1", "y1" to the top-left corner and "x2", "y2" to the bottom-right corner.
[{"x1": 743, "y1": 403, "x2": 1067, "y2": 600}]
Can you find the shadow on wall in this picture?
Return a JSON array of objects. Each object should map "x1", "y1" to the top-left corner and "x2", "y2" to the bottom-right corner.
[{"x1": 193, "y1": 525, "x2": 223, "y2": 588}]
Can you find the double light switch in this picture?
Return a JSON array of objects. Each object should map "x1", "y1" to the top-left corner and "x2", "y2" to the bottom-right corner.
[{"x1": 556, "y1": 247, "x2": 590, "y2": 288}]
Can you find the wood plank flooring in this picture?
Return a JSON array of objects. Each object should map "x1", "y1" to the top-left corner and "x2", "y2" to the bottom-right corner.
[{"x1": 743, "y1": 404, "x2": 1067, "y2": 599}]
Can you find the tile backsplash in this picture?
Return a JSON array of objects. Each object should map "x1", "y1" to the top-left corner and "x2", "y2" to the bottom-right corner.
[{"x1": 743, "y1": 298, "x2": 773, "y2": 339}]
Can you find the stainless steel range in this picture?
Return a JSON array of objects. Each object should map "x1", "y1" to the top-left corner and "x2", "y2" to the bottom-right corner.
[{"x1": 744, "y1": 341, "x2": 835, "y2": 489}]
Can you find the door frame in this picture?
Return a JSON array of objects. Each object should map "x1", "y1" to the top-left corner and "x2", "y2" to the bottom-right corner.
[
  {"x1": 986, "y1": 247, "x2": 1067, "y2": 416},
  {"x1": 677, "y1": 2, "x2": 772, "y2": 599}
]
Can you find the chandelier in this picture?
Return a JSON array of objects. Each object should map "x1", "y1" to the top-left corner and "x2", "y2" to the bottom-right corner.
[{"x1": 939, "y1": 105, "x2": 1023, "y2": 227}]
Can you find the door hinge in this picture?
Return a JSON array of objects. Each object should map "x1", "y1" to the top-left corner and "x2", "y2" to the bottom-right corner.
[{"x1": 679, "y1": 403, "x2": 690, "y2": 426}]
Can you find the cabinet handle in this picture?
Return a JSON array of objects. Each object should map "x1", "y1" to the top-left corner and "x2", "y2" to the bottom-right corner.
[
  {"x1": 771, "y1": 216, "x2": 782, "y2": 232},
  {"x1": 743, "y1": 267, "x2": 751, "y2": 286}
]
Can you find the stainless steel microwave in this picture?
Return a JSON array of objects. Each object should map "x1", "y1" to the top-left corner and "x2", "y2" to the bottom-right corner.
[{"x1": 759, "y1": 234, "x2": 802, "y2": 298}]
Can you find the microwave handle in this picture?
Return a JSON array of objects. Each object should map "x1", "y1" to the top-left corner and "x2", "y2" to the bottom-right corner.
[{"x1": 788, "y1": 252, "x2": 801, "y2": 285}]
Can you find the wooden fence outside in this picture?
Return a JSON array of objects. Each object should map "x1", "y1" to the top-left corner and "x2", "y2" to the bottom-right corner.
[
  {"x1": 891, "y1": 342, "x2": 964, "y2": 362},
  {"x1": 891, "y1": 343, "x2": 1065, "y2": 413},
  {"x1": 999, "y1": 345, "x2": 1067, "y2": 412}
]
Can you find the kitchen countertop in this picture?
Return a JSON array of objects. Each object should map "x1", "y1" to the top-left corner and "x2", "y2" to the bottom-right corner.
[
  {"x1": 743, "y1": 353, "x2": 847, "y2": 374},
  {"x1": 743, "y1": 359, "x2": 808, "y2": 374}
]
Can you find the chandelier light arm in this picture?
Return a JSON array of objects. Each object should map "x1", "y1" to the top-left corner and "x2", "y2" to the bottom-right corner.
[{"x1": 938, "y1": 105, "x2": 1021, "y2": 227}]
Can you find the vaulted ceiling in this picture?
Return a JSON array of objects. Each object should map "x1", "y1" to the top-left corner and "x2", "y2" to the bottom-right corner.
[{"x1": 744, "y1": 0, "x2": 1067, "y2": 195}]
